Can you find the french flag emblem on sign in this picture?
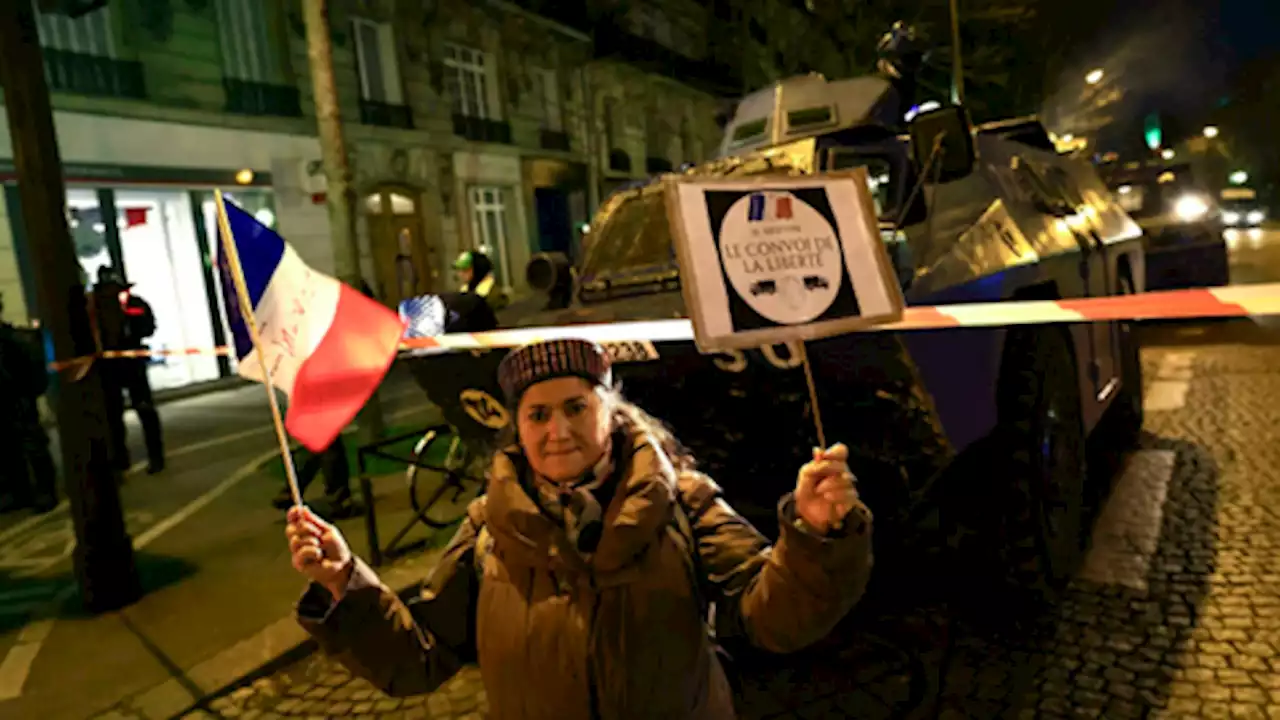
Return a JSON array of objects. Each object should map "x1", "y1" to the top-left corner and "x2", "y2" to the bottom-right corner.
[
  {"x1": 216, "y1": 201, "x2": 406, "y2": 451},
  {"x1": 747, "y1": 192, "x2": 793, "y2": 222}
]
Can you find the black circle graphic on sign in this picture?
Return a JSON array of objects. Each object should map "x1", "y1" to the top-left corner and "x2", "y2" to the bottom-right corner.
[{"x1": 704, "y1": 187, "x2": 862, "y2": 332}]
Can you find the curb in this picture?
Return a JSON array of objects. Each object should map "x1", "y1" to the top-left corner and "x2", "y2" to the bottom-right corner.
[{"x1": 118, "y1": 549, "x2": 446, "y2": 720}]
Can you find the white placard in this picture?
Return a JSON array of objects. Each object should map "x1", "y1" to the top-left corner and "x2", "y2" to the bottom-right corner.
[{"x1": 665, "y1": 170, "x2": 905, "y2": 352}]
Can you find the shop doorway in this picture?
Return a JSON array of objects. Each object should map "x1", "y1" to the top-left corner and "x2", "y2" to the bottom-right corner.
[
  {"x1": 365, "y1": 187, "x2": 436, "y2": 307},
  {"x1": 114, "y1": 189, "x2": 222, "y2": 390}
]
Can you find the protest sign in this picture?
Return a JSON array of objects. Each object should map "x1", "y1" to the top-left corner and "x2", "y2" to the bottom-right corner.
[{"x1": 665, "y1": 169, "x2": 905, "y2": 352}]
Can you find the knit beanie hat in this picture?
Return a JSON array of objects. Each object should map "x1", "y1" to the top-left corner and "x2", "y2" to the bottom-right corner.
[{"x1": 498, "y1": 338, "x2": 613, "y2": 408}]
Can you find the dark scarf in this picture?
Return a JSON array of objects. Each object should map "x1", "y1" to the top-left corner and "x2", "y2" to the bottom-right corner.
[{"x1": 512, "y1": 431, "x2": 628, "y2": 556}]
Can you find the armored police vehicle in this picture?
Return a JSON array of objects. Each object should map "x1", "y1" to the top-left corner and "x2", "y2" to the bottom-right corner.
[{"x1": 410, "y1": 47, "x2": 1147, "y2": 612}]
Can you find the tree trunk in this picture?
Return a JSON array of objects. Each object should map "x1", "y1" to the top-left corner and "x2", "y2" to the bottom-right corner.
[
  {"x1": 301, "y1": 0, "x2": 385, "y2": 442},
  {"x1": 0, "y1": 0, "x2": 141, "y2": 613}
]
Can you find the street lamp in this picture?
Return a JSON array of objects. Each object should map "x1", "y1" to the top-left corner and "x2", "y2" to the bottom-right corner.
[
  {"x1": 1086, "y1": 69, "x2": 1104, "y2": 85},
  {"x1": 1230, "y1": 171, "x2": 1249, "y2": 186},
  {"x1": 1203, "y1": 126, "x2": 1220, "y2": 139}
]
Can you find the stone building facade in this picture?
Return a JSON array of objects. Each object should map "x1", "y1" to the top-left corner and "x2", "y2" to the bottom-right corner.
[{"x1": 0, "y1": 0, "x2": 842, "y2": 391}]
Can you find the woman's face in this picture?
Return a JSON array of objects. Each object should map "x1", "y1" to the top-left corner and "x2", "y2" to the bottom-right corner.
[{"x1": 516, "y1": 377, "x2": 611, "y2": 483}]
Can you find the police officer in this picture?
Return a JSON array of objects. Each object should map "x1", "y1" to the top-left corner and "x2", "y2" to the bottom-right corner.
[
  {"x1": 92, "y1": 267, "x2": 164, "y2": 474},
  {"x1": 453, "y1": 250, "x2": 508, "y2": 312},
  {"x1": 0, "y1": 292, "x2": 57, "y2": 513}
]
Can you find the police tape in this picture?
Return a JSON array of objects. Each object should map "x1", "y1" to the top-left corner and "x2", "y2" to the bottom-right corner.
[
  {"x1": 399, "y1": 282, "x2": 1280, "y2": 355},
  {"x1": 45, "y1": 282, "x2": 1280, "y2": 371}
]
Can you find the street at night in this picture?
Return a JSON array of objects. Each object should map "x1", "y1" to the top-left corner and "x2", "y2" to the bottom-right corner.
[{"x1": 0, "y1": 231, "x2": 1274, "y2": 719}]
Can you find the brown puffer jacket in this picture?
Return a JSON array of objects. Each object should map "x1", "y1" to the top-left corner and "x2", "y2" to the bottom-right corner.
[{"x1": 296, "y1": 432, "x2": 874, "y2": 719}]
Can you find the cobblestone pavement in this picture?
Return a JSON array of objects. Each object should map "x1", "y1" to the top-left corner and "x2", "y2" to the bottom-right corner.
[{"x1": 187, "y1": 341, "x2": 1280, "y2": 719}]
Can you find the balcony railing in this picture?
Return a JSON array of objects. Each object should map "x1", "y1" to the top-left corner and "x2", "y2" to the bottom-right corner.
[
  {"x1": 646, "y1": 157, "x2": 673, "y2": 174},
  {"x1": 540, "y1": 129, "x2": 571, "y2": 152},
  {"x1": 608, "y1": 149, "x2": 631, "y2": 174},
  {"x1": 224, "y1": 79, "x2": 303, "y2": 118},
  {"x1": 359, "y1": 99, "x2": 414, "y2": 129},
  {"x1": 44, "y1": 50, "x2": 145, "y2": 100},
  {"x1": 453, "y1": 115, "x2": 512, "y2": 144},
  {"x1": 507, "y1": 0, "x2": 591, "y2": 33},
  {"x1": 592, "y1": 25, "x2": 742, "y2": 97}
]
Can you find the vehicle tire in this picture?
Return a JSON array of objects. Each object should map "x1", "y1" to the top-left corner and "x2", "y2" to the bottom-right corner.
[
  {"x1": 1108, "y1": 271, "x2": 1144, "y2": 447},
  {"x1": 993, "y1": 325, "x2": 1088, "y2": 613}
]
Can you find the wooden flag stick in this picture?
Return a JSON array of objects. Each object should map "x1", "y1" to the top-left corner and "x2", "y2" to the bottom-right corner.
[{"x1": 213, "y1": 190, "x2": 303, "y2": 508}]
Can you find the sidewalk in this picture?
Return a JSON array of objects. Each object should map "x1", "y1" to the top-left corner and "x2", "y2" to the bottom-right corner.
[{"x1": 0, "y1": 419, "x2": 463, "y2": 720}]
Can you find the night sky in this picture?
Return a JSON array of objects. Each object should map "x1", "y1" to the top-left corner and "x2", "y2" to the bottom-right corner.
[
  {"x1": 1219, "y1": 0, "x2": 1279, "y2": 62},
  {"x1": 1041, "y1": 0, "x2": 1278, "y2": 137}
]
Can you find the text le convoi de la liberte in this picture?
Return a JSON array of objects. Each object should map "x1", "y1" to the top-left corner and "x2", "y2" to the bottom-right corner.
[{"x1": 723, "y1": 224, "x2": 837, "y2": 275}]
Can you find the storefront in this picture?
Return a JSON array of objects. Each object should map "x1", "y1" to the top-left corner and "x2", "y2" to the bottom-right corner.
[{"x1": 0, "y1": 111, "x2": 324, "y2": 392}]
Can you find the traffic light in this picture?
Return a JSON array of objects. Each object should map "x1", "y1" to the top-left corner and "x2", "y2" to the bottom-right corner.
[{"x1": 1144, "y1": 114, "x2": 1162, "y2": 150}]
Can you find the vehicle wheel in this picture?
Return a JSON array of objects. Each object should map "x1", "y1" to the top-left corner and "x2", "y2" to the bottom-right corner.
[
  {"x1": 1108, "y1": 272, "x2": 1145, "y2": 447},
  {"x1": 994, "y1": 325, "x2": 1088, "y2": 612},
  {"x1": 407, "y1": 432, "x2": 481, "y2": 529}
]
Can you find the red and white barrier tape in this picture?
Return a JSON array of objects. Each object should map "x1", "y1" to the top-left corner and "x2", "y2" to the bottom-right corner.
[
  {"x1": 47, "y1": 282, "x2": 1280, "y2": 369},
  {"x1": 400, "y1": 282, "x2": 1280, "y2": 354}
]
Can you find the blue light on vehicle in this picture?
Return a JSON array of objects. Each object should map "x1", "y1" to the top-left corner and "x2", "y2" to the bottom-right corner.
[{"x1": 399, "y1": 294, "x2": 447, "y2": 338}]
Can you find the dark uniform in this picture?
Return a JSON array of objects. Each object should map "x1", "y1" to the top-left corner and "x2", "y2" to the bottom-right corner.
[
  {"x1": 92, "y1": 268, "x2": 165, "y2": 474},
  {"x1": 0, "y1": 293, "x2": 58, "y2": 513}
]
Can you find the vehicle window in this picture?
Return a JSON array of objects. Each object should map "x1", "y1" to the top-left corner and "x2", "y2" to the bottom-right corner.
[
  {"x1": 829, "y1": 151, "x2": 896, "y2": 220},
  {"x1": 731, "y1": 118, "x2": 768, "y2": 145},
  {"x1": 787, "y1": 106, "x2": 835, "y2": 133}
]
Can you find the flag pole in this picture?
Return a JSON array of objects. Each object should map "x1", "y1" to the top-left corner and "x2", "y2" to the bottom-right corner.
[{"x1": 213, "y1": 190, "x2": 304, "y2": 507}]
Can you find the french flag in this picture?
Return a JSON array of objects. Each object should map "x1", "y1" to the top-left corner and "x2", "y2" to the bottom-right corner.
[{"x1": 215, "y1": 201, "x2": 406, "y2": 452}]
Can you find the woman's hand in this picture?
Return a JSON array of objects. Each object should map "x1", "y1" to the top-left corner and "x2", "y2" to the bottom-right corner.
[
  {"x1": 286, "y1": 505, "x2": 354, "y2": 600},
  {"x1": 794, "y1": 443, "x2": 860, "y2": 535}
]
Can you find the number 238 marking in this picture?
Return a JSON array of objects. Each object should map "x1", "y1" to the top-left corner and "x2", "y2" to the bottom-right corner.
[{"x1": 712, "y1": 342, "x2": 804, "y2": 373}]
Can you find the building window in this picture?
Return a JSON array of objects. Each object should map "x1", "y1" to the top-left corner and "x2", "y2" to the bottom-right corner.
[
  {"x1": 445, "y1": 44, "x2": 495, "y2": 120},
  {"x1": 531, "y1": 68, "x2": 563, "y2": 131},
  {"x1": 352, "y1": 18, "x2": 403, "y2": 105},
  {"x1": 34, "y1": 2, "x2": 147, "y2": 99},
  {"x1": 468, "y1": 186, "x2": 509, "y2": 288},
  {"x1": 34, "y1": 1, "x2": 115, "y2": 56},
  {"x1": 215, "y1": 0, "x2": 277, "y2": 82}
]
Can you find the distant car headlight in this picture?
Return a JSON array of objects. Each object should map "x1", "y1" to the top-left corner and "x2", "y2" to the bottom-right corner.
[
  {"x1": 1247, "y1": 210, "x2": 1265, "y2": 225},
  {"x1": 1223, "y1": 211, "x2": 1242, "y2": 225},
  {"x1": 1174, "y1": 194, "x2": 1210, "y2": 222}
]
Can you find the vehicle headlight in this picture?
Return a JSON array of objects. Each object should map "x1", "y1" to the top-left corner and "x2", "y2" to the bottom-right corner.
[
  {"x1": 1223, "y1": 211, "x2": 1241, "y2": 225},
  {"x1": 1247, "y1": 210, "x2": 1265, "y2": 225},
  {"x1": 1174, "y1": 194, "x2": 1210, "y2": 222}
]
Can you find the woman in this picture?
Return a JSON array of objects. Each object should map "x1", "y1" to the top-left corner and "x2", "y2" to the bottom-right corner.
[{"x1": 287, "y1": 338, "x2": 873, "y2": 718}]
